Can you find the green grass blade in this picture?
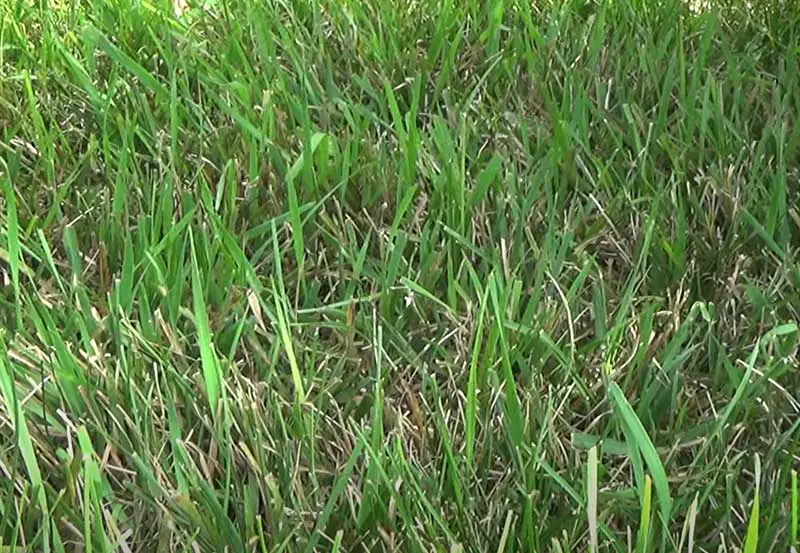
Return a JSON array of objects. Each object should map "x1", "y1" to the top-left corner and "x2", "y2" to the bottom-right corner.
[
  {"x1": 304, "y1": 439, "x2": 364, "y2": 553},
  {"x1": 587, "y1": 446, "x2": 599, "y2": 553},
  {"x1": 286, "y1": 132, "x2": 326, "y2": 273},
  {"x1": 189, "y1": 229, "x2": 222, "y2": 415},
  {"x1": 83, "y1": 26, "x2": 167, "y2": 100},
  {"x1": 637, "y1": 475, "x2": 652, "y2": 553},
  {"x1": 466, "y1": 280, "x2": 490, "y2": 469},
  {"x1": 743, "y1": 455, "x2": 760, "y2": 553},
  {"x1": 0, "y1": 341, "x2": 49, "y2": 552},
  {"x1": 488, "y1": 273, "x2": 524, "y2": 448},
  {"x1": 793, "y1": 469, "x2": 798, "y2": 546},
  {"x1": 609, "y1": 382, "x2": 672, "y2": 524},
  {"x1": 272, "y1": 278, "x2": 306, "y2": 403},
  {"x1": 2, "y1": 169, "x2": 22, "y2": 327}
]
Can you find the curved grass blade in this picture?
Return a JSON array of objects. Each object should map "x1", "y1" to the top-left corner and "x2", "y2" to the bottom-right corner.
[{"x1": 609, "y1": 382, "x2": 672, "y2": 524}]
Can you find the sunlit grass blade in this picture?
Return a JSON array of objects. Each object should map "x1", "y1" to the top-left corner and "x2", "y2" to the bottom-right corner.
[
  {"x1": 271, "y1": 278, "x2": 306, "y2": 403},
  {"x1": 189, "y1": 229, "x2": 222, "y2": 415},
  {"x1": 587, "y1": 446, "x2": 599, "y2": 553},
  {"x1": 743, "y1": 455, "x2": 760, "y2": 553},
  {"x1": 0, "y1": 341, "x2": 49, "y2": 552},
  {"x1": 609, "y1": 382, "x2": 672, "y2": 524},
  {"x1": 488, "y1": 273, "x2": 524, "y2": 448}
]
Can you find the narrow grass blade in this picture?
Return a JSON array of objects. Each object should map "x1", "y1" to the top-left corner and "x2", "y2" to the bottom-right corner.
[
  {"x1": 609, "y1": 382, "x2": 672, "y2": 524},
  {"x1": 466, "y1": 281, "x2": 490, "y2": 469},
  {"x1": 587, "y1": 446, "x2": 599, "y2": 553},
  {"x1": 0, "y1": 342, "x2": 49, "y2": 552},
  {"x1": 304, "y1": 439, "x2": 364, "y2": 553},
  {"x1": 270, "y1": 223, "x2": 306, "y2": 403},
  {"x1": 743, "y1": 455, "x2": 760, "y2": 553},
  {"x1": 331, "y1": 530, "x2": 344, "y2": 553},
  {"x1": 2, "y1": 172, "x2": 22, "y2": 327},
  {"x1": 637, "y1": 475, "x2": 652, "y2": 553},
  {"x1": 189, "y1": 230, "x2": 222, "y2": 414},
  {"x1": 118, "y1": 235, "x2": 135, "y2": 314},
  {"x1": 685, "y1": 494, "x2": 698, "y2": 553},
  {"x1": 489, "y1": 274, "x2": 524, "y2": 447},
  {"x1": 286, "y1": 132, "x2": 326, "y2": 273},
  {"x1": 401, "y1": 276, "x2": 455, "y2": 316},
  {"x1": 55, "y1": 40, "x2": 102, "y2": 108},
  {"x1": 84, "y1": 26, "x2": 167, "y2": 99},
  {"x1": 496, "y1": 511, "x2": 514, "y2": 553},
  {"x1": 471, "y1": 153, "x2": 502, "y2": 207},
  {"x1": 272, "y1": 279, "x2": 306, "y2": 403},
  {"x1": 792, "y1": 469, "x2": 798, "y2": 546}
]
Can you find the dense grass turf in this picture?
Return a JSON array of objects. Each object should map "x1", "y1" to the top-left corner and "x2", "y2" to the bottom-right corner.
[{"x1": 2, "y1": 0, "x2": 800, "y2": 550}]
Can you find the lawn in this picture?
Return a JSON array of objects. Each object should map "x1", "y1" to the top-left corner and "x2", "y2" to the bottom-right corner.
[{"x1": 1, "y1": 0, "x2": 799, "y2": 551}]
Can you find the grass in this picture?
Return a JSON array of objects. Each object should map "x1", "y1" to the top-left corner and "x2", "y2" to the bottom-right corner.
[{"x1": 1, "y1": 0, "x2": 800, "y2": 550}]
